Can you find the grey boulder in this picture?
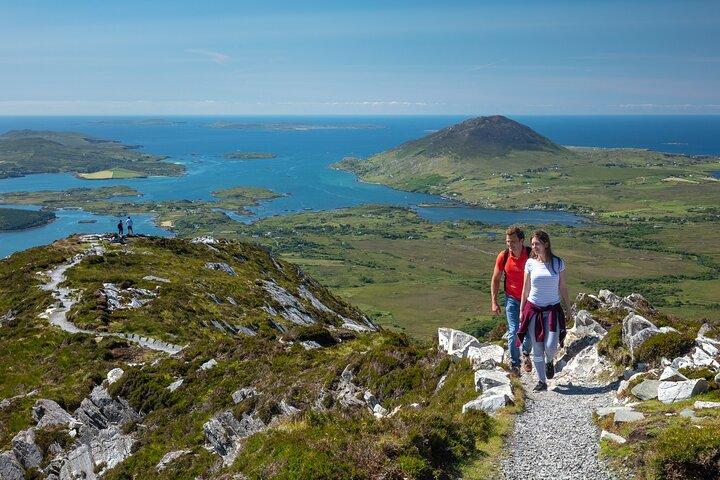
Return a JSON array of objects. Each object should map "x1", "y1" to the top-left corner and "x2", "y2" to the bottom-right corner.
[
  {"x1": 631, "y1": 380, "x2": 659, "y2": 401},
  {"x1": 658, "y1": 379, "x2": 709, "y2": 404}
]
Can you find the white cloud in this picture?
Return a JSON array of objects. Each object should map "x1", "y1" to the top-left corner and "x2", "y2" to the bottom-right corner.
[{"x1": 185, "y1": 49, "x2": 230, "y2": 64}]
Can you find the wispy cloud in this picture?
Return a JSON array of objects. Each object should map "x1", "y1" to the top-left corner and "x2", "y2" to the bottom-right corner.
[
  {"x1": 186, "y1": 48, "x2": 231, "y2": 64},
  {"x1": 609, "y1": 103, "x2": 720, "y2": 109}
]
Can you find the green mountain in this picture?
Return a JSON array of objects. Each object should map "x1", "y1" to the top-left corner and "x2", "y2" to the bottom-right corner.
[
  {"x1": 0, "y1": 235, "x2": 496, "y2": 479},
  {"x1": 384, "y1": 115, "x2": 567, "y2": 158},
  {"x1": 335, "y1": 116, "x2": 720, "y2": 214},
  {"x1": 335, "y1": 115, "x2": 575, "y2": 202}
]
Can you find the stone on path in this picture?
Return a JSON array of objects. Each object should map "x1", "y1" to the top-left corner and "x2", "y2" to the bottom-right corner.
[
  {"x1": 614, "y1": 409, "x2": 645, "y2": 423},
  {"x1": 600, "y1": 430, "x2": 627, "y2": 445},
  {"x1": 694, "y1": 401, "x2": 720, "y2": 409}
]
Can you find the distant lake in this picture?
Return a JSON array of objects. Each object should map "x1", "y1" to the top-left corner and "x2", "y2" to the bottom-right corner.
[{"x1": 1, "y1": 115, "x2": 719, "y2": 257}]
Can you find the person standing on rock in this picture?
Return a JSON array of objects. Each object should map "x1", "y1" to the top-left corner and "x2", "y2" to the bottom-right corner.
[
  {"x1": 491, "y1": 226, "x2": 533, "y2": 376},
  {"x1": 517, "y1": 230, "x2": 570, "y2": 391},
  {"x1": 117, "y1": 219, "x2": 124, "y2": 237},
  {"x1": 126, "y1": 216, "x2": 134, "y2": 235}
]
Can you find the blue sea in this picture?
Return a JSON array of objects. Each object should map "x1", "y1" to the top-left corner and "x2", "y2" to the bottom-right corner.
[{"x1": 1, "y1": 115, "x2": 719, "y2": 258}]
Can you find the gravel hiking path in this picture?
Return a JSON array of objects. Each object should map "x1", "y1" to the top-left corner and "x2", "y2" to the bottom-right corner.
[
  {"x1": 38, "y1": 243, "x2": 184, "y2": 355},
  {"x1": 500, "y1": 373, "x2": 619, "y2": 480}
]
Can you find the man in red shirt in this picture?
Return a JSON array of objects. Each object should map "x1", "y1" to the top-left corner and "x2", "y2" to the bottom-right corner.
[{"x1": 491, "y1": 226, "x2": 533, "y2": 375}]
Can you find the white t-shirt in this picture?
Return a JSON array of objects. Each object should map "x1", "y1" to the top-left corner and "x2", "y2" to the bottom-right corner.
[{"x1": 525, "y1": 257, "x2": 565, "y2": 307}]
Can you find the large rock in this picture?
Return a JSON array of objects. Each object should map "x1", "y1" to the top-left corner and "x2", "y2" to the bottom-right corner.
[
  {"x1": 204, "y1": 262, "x2": 236, "y2": 275},
  {"x1": 462, "y1": 385, "x2": 514, "y2": 414},
  {"x1": 438, "y1": 328, "x2": 481, "y2": 358},
  {"x1": 554, "y1": 344, "x2": 615, "y2": 387},
  {"x1": 11, "y1": 429, "x2": 42, "y2": 470},
  {"x1": 32, "y1": 399, "x2": 75, "y2": 428},
  {"x1": 658, "y1": 379, "x2": 709, "y2": 404},
  {"x1": 334, "y1": 365, "x2": 365, "y2": 408},
  {"x1": 622, "y1": 313, "x2": 660, "y2": 357},
  {"x1": 232, "y1": 387, "x2": 258, "y2": 404},
  {"x1": 74, "y1": 386, "x2": 141, "y2": 443},
  {"x1": 467, "y1": 344, "x2": 504, "y2": 369},
  {"x1": 474, "y1": 369, "x2": 511, "y2": 392},
  {"x1": 106, "y1": 368, "x2": 125, "y2": 385},
  {"x1": 631, "y1": 380, "x2": 659, "y2": 401},
  {"x1": 573, "y1": 310, "x2": 607, "y2": 337},
  {"x1": 0, "y1": 451, "x2": 24, "y2": 480},
  {"x1": 598, "y1": 290, "x2": 626, "y2": 309}
]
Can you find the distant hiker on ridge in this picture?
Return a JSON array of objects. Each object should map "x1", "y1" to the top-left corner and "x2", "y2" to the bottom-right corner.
[
  {"x1": 517, "y1": 230, "x2": 571, "y2": 392},
  {"x1": 491, "y1": 226, "x2": 533, "y2": 376},
  {"x1": 126, "y1": 216, "x2": 134, "y2": 235}
]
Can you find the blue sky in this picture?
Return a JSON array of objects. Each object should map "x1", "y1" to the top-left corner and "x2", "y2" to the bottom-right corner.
[{"x1": 0, "y1": 0, "x2": 718, "y2": 115}]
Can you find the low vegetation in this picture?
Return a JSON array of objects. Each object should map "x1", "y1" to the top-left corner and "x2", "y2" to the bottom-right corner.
[{"x1": 0, "y1": 207, "x2": 55, "y2": 231}]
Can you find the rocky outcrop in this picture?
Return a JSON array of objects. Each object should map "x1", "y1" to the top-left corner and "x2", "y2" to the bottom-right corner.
[
  {"x1": 33, "y1": 399, "x2": 76, "y2": 429},
  {"x1": 0, "y1": 451, "x2": 24, "y2": 480},
  {"x1": 622, "y1": 313, "x2": 660, "y2": 360},
  {"x1": 204, "y1": 262, "x2": 236, "y2": 276},
  {"x1": 554, "y1": 309, "x2": 614, "y2": 387},
  {"x1": 203, "y1": 411, "x2": 266, "y2": 466},
  {"x1": 12, "y1": 429, "x2": 43, "y2": 470},
  {"x1": 435, "y1": 328, "x2": 514, "y2": 414},
  {"x1": 99, "y1": 283, "x2": 156, "y2": 311},
  {"x1": 0, "y1": 309, "x2": 17, "y2": 327},
  {"x1": 1, "y1": 376, "x2": 141, "y2": 480}
]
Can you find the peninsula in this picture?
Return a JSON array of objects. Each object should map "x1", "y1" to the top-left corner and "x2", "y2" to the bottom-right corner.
[
  {"x1": 0, "y1": 130, "x2": 185, "y2": 180},
  {"x1": 0, "y1": 207, "x2": 55, "y2": 231},
  {"x1": 335, "y1": 115, "x2": 720, "y2": 220}
]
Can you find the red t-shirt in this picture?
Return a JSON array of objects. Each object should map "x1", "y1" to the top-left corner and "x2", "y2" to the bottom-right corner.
[{"x1": 495, "y1": 248, "x2": 529, "y2": 300}]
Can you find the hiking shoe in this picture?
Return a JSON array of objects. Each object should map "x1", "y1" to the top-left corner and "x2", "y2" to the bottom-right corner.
[
  {"x1": 521, "y1": 353, "x2": 533, "y2": 373},
  {"x1": 533, "y1": 381, "x2": 547, "y2": 392},
  {"x1": 510, "y1": 366, "x2": 521, "y2": 378},
  {"x1": 546, "y1": 362, "x2": 555, "y2": 380}
]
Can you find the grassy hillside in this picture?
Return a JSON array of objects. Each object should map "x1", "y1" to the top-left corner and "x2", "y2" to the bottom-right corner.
[
  {"x1": 0, "y1": 130, "x2": 185, "y2": 179},
  {"x1": 0, "y1": 235, "x2": 509, "y2": 479}
]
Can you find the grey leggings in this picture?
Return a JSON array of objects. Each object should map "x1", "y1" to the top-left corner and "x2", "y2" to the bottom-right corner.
[{"x1": 530, "y1": 311, "x2": 559, "y2": 383}]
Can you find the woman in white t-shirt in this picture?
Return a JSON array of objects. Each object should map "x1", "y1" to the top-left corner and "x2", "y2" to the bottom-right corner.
[{"x1": 516, "y1": 230, "x2": 571, "y2": 392}]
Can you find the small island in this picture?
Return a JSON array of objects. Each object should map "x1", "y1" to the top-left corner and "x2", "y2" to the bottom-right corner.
[
  {"x1": 205, "y1": 121, "x2": 383, "y2": 131},
  {"x1": 0, "y1": 130, "x2": 185, "y2": 180},
  {"x1": 0, "y1": 207, "x2": 55, "y2": 231},
  {"x1": 222, "y1": 151, "x2": 278, "y2": 160}
]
